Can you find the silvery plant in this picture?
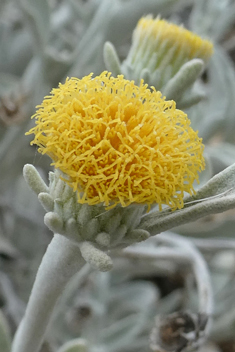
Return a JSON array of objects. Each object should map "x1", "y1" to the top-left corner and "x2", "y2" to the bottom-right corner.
[{"x1": 1, "y1": 1, "x2": 235, "y2": 352}]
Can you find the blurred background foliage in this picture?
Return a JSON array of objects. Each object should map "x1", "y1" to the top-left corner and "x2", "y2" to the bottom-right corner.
[{"x1": 1, "y1": 0, "x2": 235, "y2": 351}]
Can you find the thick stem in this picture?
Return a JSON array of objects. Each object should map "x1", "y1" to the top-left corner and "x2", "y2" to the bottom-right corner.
[{"x1": 12, "y1": 234, "x2": 85, "y2": 352}]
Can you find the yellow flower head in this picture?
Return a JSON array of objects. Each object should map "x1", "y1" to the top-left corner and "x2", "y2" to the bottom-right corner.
[
  {"x1": 27, "y1": 72, "x2": 205, "y2": 210},
  {"x1": 122, "y1": 16, "x2": 213, "y2": 87},
  {"x1": 137, "y1": 17, "x2": 213, "y2": 62}
]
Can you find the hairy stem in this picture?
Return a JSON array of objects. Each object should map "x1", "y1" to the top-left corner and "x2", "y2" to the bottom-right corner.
[{"x1": 12, "y1": 234, "x2": 85, "y2": 352}]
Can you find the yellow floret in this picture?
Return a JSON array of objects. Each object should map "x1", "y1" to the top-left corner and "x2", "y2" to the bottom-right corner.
[{"x1": 27, "y1": 72, "x2": 205, "y2": 210}]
